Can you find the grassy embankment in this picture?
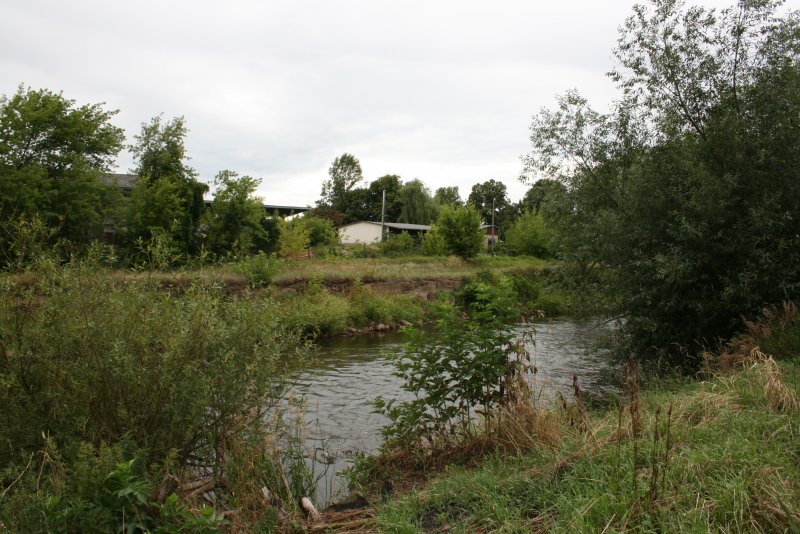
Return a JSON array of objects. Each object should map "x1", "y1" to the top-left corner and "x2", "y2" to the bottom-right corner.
[
  {"x1": 321, "y1": 305, "x2": 800, "y2": 533},
  {"x1": 108, "y1": 254, "x2": 574, "y2": 337}
]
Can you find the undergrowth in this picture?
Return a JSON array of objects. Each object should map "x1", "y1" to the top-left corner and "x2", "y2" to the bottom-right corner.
[{"x1": 0, "y1": 235, "x2": 320, "y2": 532}]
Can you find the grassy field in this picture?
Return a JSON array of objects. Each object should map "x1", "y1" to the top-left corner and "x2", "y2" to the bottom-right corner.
[
  {"x1": 268, "y1": 255, "x2": 548, "y2": 285},
  {"x1": 109, "y1": 254, "x2": 548, "y2": 288}
]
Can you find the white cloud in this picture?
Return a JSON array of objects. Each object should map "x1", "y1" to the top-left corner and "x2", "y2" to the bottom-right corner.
[{"x1": 2, "y1": 0, "x2": 740, "y2": 206}]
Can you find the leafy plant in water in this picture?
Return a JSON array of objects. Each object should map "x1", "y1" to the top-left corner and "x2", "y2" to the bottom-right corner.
[{"x1": 374, "y1": 281, "x2": 521, "y2": 447}]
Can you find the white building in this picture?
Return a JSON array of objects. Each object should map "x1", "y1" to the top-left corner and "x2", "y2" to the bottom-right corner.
[{"x1": 337, "y1": 221, "x2": 431, "y2": 244}]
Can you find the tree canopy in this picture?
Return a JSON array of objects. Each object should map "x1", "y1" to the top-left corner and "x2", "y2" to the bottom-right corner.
[
  {"x1": 398, "y1": 179, "x2": 438, "y2": 225},
  {"x1": 467, "y1": 179, "x2": 512, "y2": 230},
  {"x1": 434, "y1": 186, "x2": 462, "y2": 206},
  {"x1": 0, "y1": 85, "x2": 124, "y2": 246},
  {"x1": 319, "y1": 153, "x2": 363, "y2": 213},
  {"x1": 525, "y1": 0, "x2": 800, "y2": 365},
  {"x1": 435, "y1": 204, "x2": 484, "y2": 260},
  {"x1": 127, "y1": 115, "x2": 208, "y2": 254},
  {"x1": 205, "y1": 170, "x2": 267, "y2": 256}
]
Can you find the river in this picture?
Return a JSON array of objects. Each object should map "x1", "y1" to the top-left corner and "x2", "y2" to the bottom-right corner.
[{"x1": 287, "y1": 316, "x2": 616, "y2": 505}]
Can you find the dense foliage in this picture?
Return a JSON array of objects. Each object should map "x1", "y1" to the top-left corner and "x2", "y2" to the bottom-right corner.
[
  {"x1": 374, "y1": 278, "x2": 520, "y2": 446},
  {"x1": 467, "y1": 179, "x2": 514, "y2": 232},
  {"x1": 434, "y1": 204, "x2": 484, "y2": 260},
  {"x1": 504, "y1": 209, "x2": 552, "y2": 257},
  {"x1": 0, "y1": 233, "x2": 310, "y2": 530},
  {"x1": 127, "y1": 115, "x2": 208, "y2": 256},
  {"x1": 0, "y1": 85, "x2": 124, "y2": 247},
  {"x1": 527, "y1": 0, "x2": 800, "y2": 364},
  {"x1": 397, "y1": 179, "x2": 439, "y2": 225},
  {"x1": 204, "y1": 170, "x2": 268, "y2": 255}
]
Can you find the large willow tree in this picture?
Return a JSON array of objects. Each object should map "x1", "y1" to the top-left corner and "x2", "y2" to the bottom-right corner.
[{"x1": 525, "y1": 0, "x2": 800, "y2": 365}]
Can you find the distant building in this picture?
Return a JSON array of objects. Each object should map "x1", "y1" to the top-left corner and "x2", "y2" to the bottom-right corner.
[
  {"x1": 481, "y1": 223, "x2": 500, "y2": 249},
  {"x1": 337, "y1": 221, "x2": 431, "y2": 244},
  {"x1": 99, "y1": 173, "x2": 139, "y2": 193}
]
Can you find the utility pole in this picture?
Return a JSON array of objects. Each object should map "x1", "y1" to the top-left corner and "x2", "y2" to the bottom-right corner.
[
  {"x1": 490, "y1": 197, "x2": 496, "y2": 255},
  {"x1": 380, "y1": 189, "x2": 386, "y2": 242}
]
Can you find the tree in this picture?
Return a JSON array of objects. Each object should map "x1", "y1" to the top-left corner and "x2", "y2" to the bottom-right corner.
[
  {"x1": 367, "y1": 174, "x2": 404, "y2": 221},
  {"x1": 0, "y1": 85, "x2": 124, "y2": 245},
  {"x1": 319, "y1": 153, "x2": 363, "y2": 212},
  {"x1": 524, "y1": 0, "x2": 800, "y2": 365},
  {"x1": 521, "y1": 179, "x2": 566, "y2": 215},
  {"x1": 398, "y1": 179, "x2": 438, "y2": 224},
  {"x1": 420, "y1": 226, "x2": 448, "y2": 256},
  {"x1": 467, "y1": 179, "x2": 512, "y2": 230},
  {"x1": 205, "y1": 170, "x2": 267, "y2": 256},
  {"x1": 333, "y1": 174, "x2": 404, "y2": 224},
  {"x1": 436, "y1": 204, "x2": 484, "y2": 260},
  {"x1": 504, "y1": 210, "x2": 552, "y2": 257},
  {"x1": 278, "y1": 219, "x2": 310, "y2": 257},
  {"x1": 127, "y1": 115, "x2": 208, "y2": 255},
  {"x1": 302, "y1": 216, "x2": 339, "y2": 247},
  {"x1": 434, "y1": 186, "x2": 462, "y2": 206}
]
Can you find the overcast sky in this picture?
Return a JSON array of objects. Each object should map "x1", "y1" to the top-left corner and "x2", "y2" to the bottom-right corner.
[{"x1": 2, "y1": 0, "x2": 746, "y2": 206}]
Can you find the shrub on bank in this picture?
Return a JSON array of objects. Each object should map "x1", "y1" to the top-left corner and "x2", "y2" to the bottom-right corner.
[{"x1": 0, "y1": 254, "x2": 309, "y2": 531}]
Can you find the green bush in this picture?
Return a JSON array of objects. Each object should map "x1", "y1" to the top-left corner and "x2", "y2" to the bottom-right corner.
[
  {"x1": 0, "y1": 258, "x2": 307, "y2": 468},
  {"x1": 235, "y1": 251, "x2": 281, "y2": 288},
  {"x1": 303, "y1": 216, "x2": 339, "y2": 247},
  {"x1": 278, "y1": 219, "x2": 310, "y2": 257},
  {"x1": 374, "y1": 299, "x2": 518, "y2": 446},
  {"x1": 436, "y1": 205, "x2": 484, "y2": 260},
  {"x1": 504, "y1": 210, "x2": 552, "y2": 257},
  {"x1": 455, "y1": 272, "x2": 519, "y2": 324},
  {"x1": 354, "y1": 293, "x2": 426, "y2": 325},
  {"x1": 420, "y1": 226, "x2": 448, "y2": 256},
  {"x1": 279, "y1": 290, "x2": 353, "y2": 337},
  {"x1": 380, "y1": 231, "x2": 415, "y2": 256},
  {"x1": 348, "y1": 243, "x2": 380, "y2": 258},
  {"x1": 1, "y1": 442, "x2": 227, "y2": 533}
]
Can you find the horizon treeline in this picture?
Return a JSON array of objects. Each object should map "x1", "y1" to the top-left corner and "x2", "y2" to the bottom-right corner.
[{"x1": 0, "y1": 84, "x2": 548, "y2": 263}]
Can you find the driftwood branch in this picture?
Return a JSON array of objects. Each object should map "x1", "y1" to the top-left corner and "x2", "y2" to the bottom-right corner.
[
  {"x1": 179, "y1": 476, "x2": 215, "y2": 497},
  {"x1": 300, "y1": 496, "x2": 321, "y2": 521}
]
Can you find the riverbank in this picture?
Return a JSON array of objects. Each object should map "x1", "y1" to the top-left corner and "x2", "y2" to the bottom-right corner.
[
  {"x1": 310, "y1": 305, "x2": 800, "y2": 533},
  {"x1": 0, "y1": 253, "x2": 576, "y2": 533},
  {"x1": 11, "y1": 254, "x2": 585, "y2": 338}
]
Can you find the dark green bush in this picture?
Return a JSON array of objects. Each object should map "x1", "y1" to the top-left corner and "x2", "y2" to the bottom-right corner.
[
  {"x1": 0, "y1": 252, "x2": 308, "y2": 467},
  {"x1": 235, "y1": 251, "x2": 281, "y2": 288},
  {"x1": 436, "y1": 205, "x2": 484, "y2": 260}
]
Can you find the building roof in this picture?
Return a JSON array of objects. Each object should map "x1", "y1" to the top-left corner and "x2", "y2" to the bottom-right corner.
[
  {"x1": 100, "y1": 173, "x2": 139, "y2": 191},
  {"x1": 100, "y1": 173, "x2": 311, "y2": 215}
]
